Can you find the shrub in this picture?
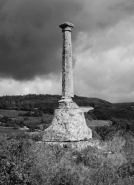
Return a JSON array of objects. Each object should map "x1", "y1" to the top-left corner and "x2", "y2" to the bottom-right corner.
[
  {"x1": 31, "y1": 133, "x2": 43, "y2": 142},
  {"x1": 72, "y1": 146, "x2": 101, "y2": 168},
  {"x1": 95, "y1": 125, "x2": 115, "y2": 141},
  {"x1": 0, "y1": 133, "x2": 42, "y2": 185}
]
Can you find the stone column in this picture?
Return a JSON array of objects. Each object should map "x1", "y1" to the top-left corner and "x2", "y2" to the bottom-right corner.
[
  {"x1": 59, "y1": 22, "x2": 74, "y2": 100},
  {"x1": 43, "y1": 22, "x2": 92, "y2": 144}
]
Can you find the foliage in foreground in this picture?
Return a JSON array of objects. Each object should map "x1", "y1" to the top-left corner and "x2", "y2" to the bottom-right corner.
[
  {"x1": 1, "y1": 130, "x2": 134, "y2": 185},
  {"x1": 0, "y1": 133, "x2": 42, "y2": 185}
]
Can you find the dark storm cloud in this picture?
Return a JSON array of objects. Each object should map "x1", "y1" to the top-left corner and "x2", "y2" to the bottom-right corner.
[
  {"x1": 0, "y1": 0, "x2": 83, "y2": 80},
  {"x1": 0, "y1": 0, "x2": 134, "y2": 80}
]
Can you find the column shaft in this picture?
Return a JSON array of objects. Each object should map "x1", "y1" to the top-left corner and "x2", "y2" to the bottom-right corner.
[
  {"x1": 59, "y1": 22, "x2": 74, "y2": 99},
  {"x1": 62, "y1": 30, "x2": 74, "y2": 98}
]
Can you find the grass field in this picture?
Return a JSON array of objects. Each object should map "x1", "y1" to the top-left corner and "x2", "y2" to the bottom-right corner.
[
  {"x1": 0, "y1": 127, "x2": 25, "y2": 134},
  {"x1": 86, "y1": 119, "x2": 111, "y2": 128},
  {"x1": 0, "y1": 109, "x2": 27, "y2": 117},
  {"x1": 0, "y1": 109, "x2": 53, "y2": 134}
]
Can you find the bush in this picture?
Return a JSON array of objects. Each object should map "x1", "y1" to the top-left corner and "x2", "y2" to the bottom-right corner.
[
  {"x1": 0, "y1": 133, "x2": 42, "y2": 185},
  {"x1": 95, "y1": 118, "x2": 134, "y2": 141},
  {"x1": 88, "y1": 105, "x2": 134, "y2": 121},
  {"x1": 72, "y1": 146, "x2": 101, "y2": 168},
  {"x1": 95, "y1": 125, "x2": 115, "y2": 141},
  {"x1": 31, "y1": 133, "x2": 43, "y2": 141}
]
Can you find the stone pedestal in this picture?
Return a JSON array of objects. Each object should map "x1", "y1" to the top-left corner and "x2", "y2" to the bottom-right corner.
[{"x1": 43, "y1": 99, "x2": 92, "y2": 142}]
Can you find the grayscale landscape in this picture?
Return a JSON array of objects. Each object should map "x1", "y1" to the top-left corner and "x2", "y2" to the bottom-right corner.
[{"x1": 1, "y1": 0, "x2": 134, "y2": 185}]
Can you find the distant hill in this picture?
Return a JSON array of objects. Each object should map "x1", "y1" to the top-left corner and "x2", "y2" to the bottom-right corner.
[
  {"x1": 113, "y1": 102, "x2": 134, "y2": 109},
  {"x1": 0, "y1": 94, "x2": 112, "y2": 111},
  {"x1": 0, "y1": 94, "x2": 134, "y2": 120},
  {"x1": 88, "y1": 101, "x2": 134, "y2": 121}
]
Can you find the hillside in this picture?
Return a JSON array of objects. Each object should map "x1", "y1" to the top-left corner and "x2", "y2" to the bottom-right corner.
[
  {"x1": 88, "y1": 101, "x2": 134, "y2": 121},
  {"x1": 1, "y1": 94, "x2": 134, "y2": 120},
  {"x1": 0, "y1": 94, "x2": 112, "y2": 111}
]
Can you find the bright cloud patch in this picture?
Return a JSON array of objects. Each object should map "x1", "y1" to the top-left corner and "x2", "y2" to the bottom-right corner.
[
  {"x1": 74, "y1": 16, "x2": 134, "y2": 102},
  {"x1": 0, "y1": 76, "x2": 61, "y2": 96}
]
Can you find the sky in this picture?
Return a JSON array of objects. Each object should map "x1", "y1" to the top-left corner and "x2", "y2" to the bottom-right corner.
[{"x1": 0, "y1": 0, "x2": 134, "y2": 102}]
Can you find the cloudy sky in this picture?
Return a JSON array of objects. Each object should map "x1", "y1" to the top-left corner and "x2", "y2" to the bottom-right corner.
[{"x1": 0, "y1": 0, "x2": 134, "y2": 102}]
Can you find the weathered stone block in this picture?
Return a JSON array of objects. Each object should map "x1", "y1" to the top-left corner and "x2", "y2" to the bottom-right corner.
[{"x1": 43, "y1": 106, "x2": 92, "y2": 142}]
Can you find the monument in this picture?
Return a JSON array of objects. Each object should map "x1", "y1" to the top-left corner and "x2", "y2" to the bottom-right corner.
[{"x1": 43, "y1": 22, "x2": 92, "y2": 143}]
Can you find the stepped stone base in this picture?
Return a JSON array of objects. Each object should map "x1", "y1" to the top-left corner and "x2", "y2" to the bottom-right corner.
[
  {"x1": 37, "y1": 139, "x2": 99, "y2": 151},
  {"x1": 43, "y1": 99, "x2": 92, "y2": 142}
]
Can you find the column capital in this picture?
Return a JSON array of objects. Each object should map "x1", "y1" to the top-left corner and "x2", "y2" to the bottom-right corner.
[{"x1": 59, "y1": 22, "x2": 74, "y2": 32}]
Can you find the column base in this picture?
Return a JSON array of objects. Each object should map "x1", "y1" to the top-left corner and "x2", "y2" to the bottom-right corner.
[
  {"x1": 58, "y1": 97, "x2": 79, "y2": 109},
  {"x1": 43, "y1": 102, "x2": 92, "y2": 142}
]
